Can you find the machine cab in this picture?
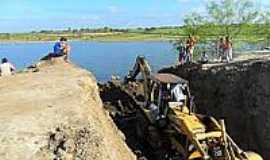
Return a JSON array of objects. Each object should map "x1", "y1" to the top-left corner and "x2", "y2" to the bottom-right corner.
[{"x1": 147, "y1": 73, "x2": 191, "y2": 121}]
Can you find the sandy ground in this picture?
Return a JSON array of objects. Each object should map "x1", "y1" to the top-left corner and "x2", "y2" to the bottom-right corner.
[{"x1": 0, "y1": 60, "x2": 135, "y2": 160}]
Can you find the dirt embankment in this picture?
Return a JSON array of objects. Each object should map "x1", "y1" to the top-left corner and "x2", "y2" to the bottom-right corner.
[
  {"x1": 0, "y1": 60, "x2": 135, "y2": 160},
  {"x1": 160, "y1": 55, "x2": 270, "y2": 159}
]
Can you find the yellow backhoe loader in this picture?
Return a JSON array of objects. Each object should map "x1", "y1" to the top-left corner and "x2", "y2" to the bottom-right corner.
[{"x1": 122, "y1": 56, "x2": 262, "y2": 160}]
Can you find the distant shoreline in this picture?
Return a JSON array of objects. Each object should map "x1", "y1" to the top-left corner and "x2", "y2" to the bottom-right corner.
[
  {"x1": 0, "y1": 30, "x2": 181, "y2": 43},
  {"x1": 0, "y1": 40, "x2": 55, "y2": 44},
  {"x1": 1, "y1": 24, "x2": 269, "y2": 44},
  {"x1": 0, "y1": 38, "x2": 173, "y2": 44}
]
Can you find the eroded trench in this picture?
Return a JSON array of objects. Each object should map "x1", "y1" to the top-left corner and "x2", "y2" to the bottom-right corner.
[
  {"x1": 99, "y1": 82, "x2": 149, "y2": 160},
  {"x1": 99, "y1": 81, "x2": 173, "y2": 160}
]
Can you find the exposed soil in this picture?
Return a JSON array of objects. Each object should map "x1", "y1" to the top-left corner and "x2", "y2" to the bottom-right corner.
[
  {"x1": 99, "y1": 82, "x2": 150, "y2": 160},
  {"x1": 99, "y1": 81, "x2": 176, "y2": 160},
  {"x1": 0, "y1": 59, "x2": 135, "y2": 160}
]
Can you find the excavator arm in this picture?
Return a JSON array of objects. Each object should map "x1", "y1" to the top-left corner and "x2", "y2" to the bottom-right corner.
[{"x1": 124, "y1": 56, "x2": 152, "y2": 103}]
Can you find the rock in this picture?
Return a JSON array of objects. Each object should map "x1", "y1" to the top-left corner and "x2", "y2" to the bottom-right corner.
[
  {"x1": 160, "y1": 54, "x2": 270, "y2": 159},
  {"x1": 0, "y1": 59, "x2": 135, "y2": 160}
]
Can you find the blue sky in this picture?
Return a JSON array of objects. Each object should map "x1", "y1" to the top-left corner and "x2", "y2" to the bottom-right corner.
[{"x1": 1, "y1": 0, "x2": 269, "y2": 33}]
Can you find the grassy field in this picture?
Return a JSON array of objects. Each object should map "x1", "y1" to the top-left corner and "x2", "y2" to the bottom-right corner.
[
  {"x1": 0, "y1": 25, "x2": 269, "y2": 43},
  {"x1": 0, "y1": 32, "x2": 181, "y2": 42}
]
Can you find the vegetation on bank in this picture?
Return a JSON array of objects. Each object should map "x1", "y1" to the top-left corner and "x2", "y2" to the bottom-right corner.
[{"x1": 0, "y1": 24, "x2": 269, "y2": 43}]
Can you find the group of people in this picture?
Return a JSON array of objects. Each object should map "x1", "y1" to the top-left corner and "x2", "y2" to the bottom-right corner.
[
  {"x1": 178, "y1": 35, "x2": 197, "y2": 65},
  {"x1": 217, "y1": 36, "x2": 233, "y2": 62},
  {"x1": 178, "y1": 35, "x2": 233, "y2": 64},
  {"x1": 0, "y1": 37, "x2": 71, "y2": 77}
]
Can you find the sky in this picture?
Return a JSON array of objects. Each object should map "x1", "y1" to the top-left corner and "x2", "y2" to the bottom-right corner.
[{"x1": 1, "y1": 0, "x2": 269, "y2": 33}]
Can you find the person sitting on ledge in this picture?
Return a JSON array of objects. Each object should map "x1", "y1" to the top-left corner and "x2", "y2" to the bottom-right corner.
[
  {"x1": 0, "y1": 58, "x2": 16, "y2": 77},
  {"x1": 198, "y1": 51, "x2": 209, "y2": 64},
  {"x1": 41, "y1": 37, "x2": 71, "y2": 62}
]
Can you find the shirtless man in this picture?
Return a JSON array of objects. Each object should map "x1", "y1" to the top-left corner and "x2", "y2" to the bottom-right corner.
[
  {"x1": 224, "y1": 36, "x2": 233, "y2": 62},
  {"x1": 61, "y1": 39, "x2": 71, "y2": 62},
  {"x1": 185, "y1": 35, "x2": 196, "y2": 63}
]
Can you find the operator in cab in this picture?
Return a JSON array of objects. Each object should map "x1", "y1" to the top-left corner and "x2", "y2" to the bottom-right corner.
[{"x1": 171, "y1": 83, "x2": 186, "y2": 104}]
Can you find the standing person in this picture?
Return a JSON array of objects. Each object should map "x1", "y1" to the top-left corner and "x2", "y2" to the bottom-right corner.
[
  {"x1": 224, "y1": 36, "x2": 233, "y2": 62},
  {"x1": 177, "y1": 42, "x2": 186, "y2": 65},
  {"x1": 226, "y1": 36, "x2": 233, "y2": 61},
  {"x1": 217, "y1": 37, "x2": 225, "y2": 62},
  {"x1": 185, "y1": 35, "x2": 196, "y2": 63},
  {"x1": 0, "y1": 58, "x2": 16, "y2": 76}
]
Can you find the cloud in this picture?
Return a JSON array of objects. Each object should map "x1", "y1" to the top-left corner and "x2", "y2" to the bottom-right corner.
[
  {"x1": 107, "y1": 5, "x2": 120, "y2": 14},
  {"x1": 191, "y1": 6, "x2": 206, "y2": 13},
  {"x1": 176, "y1": 0, "x2": 189, "y2": 3}
]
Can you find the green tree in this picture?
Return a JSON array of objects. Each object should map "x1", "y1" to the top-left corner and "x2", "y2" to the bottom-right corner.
[
  {"x1": 103, "y1": 27, "x2": 112, "y2": 32},
  {"x1": 184, "y1": 0, "x2": 259, "y2": 38},
  {"x1": 72, "y1": 29, "x2": 78, "y2": 33},
  {"x1": 257, "y1": 10, "x2": 270, "y2": 24},
  {"x1": 259, "y1": 11, "x2": 270, "y2": 46},
  {"x1": 183, "y1": 12, "x2": 205, "y2": 36},
  {"x1": 208, "y1": 0, "x2": 258, "y2": 36}
]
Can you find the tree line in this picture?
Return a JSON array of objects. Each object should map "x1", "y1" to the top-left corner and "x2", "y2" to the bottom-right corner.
[{"x1": 183, "y1": 0, "x2": 270, "y2": 40}]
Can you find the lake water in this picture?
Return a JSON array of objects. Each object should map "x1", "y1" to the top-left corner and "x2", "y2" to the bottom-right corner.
[{"x1": 0, "y1": 41, "x2": 178, "y2": 81}]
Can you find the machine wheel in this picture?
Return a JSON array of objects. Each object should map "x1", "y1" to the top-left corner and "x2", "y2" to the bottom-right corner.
[{"x1": 245, "y1": 152, "x2": 263, "y2": 160}]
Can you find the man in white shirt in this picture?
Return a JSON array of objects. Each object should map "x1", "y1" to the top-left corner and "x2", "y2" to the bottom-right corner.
[
  {"x1": 0, "y1": 58, "x2": 16, "y2": 76},
  {"x1": 171, "y1": 84, "x2": 186, "y2": 103}
]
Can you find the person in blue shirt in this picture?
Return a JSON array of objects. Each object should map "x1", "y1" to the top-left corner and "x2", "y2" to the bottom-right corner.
[
  {"x1": 53, "y1": 37, "x2": 66, "y2": 55},
  {"x1": 41, "y1": 37, "x2": 71, "y2": 62},
  {"x1": 53, "y1": 42, "x2": 63, "y2": 55}
]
